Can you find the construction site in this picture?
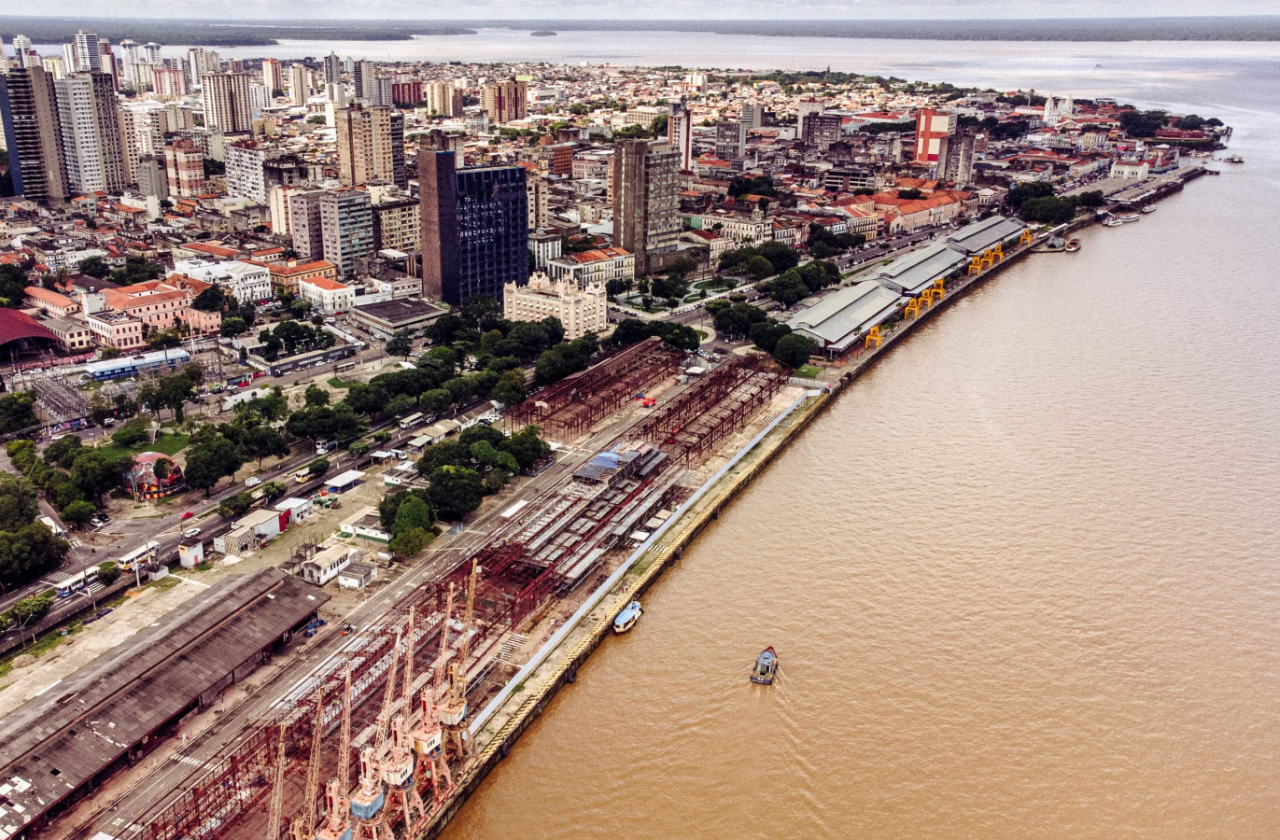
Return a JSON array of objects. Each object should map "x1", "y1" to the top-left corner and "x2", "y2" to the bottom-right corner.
[{"x1": 0, "y1": 336, "x2": 798, "y2": 840}]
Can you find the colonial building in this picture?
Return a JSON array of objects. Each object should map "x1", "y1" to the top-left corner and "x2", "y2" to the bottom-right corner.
[{"x1": 503, "y1": 272, "x2": 607, "y2": 341}]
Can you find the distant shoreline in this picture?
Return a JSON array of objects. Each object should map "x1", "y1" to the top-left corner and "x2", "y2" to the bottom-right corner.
[{"x1": 3, "y1": 15, "x2": 1279, "y2": 46}]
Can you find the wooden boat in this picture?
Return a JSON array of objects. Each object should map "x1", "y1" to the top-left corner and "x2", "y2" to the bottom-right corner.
[
  {"x1": 1065, "y1": 238, "x2": 1081, "y2": 252},
  {"x1": 750, "y1": 646, "x2": 778, "y2": 685}
]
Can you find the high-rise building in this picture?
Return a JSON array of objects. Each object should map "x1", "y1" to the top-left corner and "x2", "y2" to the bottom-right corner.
[
  {"x1": 187, "y1": 48, "x2": 218, "y2": 88},
  {"x1": 481, "y1": 78, "x2": 527, "y2": 125},
  {"x1": 151, "y1": 68, "x2": 186, "y2": 98},
  {"x1": 714, "y1": 121, "x2": 746, "y2": 161},
  {"x1": 72, "y1": 30, "x2": 101, "y2": 72},
  {"x1": 0, "y1": 66, "x2": 68, "y2": 202},
  {"x1": 939, "y1": 127, "x2": 977, "y2": 186},
  {"x1": 740, "y1": 103, "x2": 761, "y2": 130},
  {"x1": 323, "y1": 52, "x2": 342, "y2": 85},
  {"x1": 12, "y1": 35, "x2": 33, "y2": 68},
  {"x1": 261, "y1": 59, "x2": 283, "y2": 95},
  {"x1": 136, "y1": 155, "x2": 169, "y2": 199},
  {"x1": 224, "y1": 141, "x2": 269, "y2": 202},
  {"x1": 335, "y1": 103, "x2": 405, "y2": 189},
  {"x1": 53, "y1": 72, "x2": 125, "y2": 194},
  {"x1": 201, "y1": 71, "x2": 253, "y2": 134},
  {"x1": 526, "y1": 172, "x2": 550, "y2": 230},
  {"x1": 352, "y1": 60, "x2": 378, "y2": 103},
  {"x1": 422, "y1": 81, "x2": 462, "y2": 116},
  {"x1": 418, "y1": 151, "x2": 528, "y2": 305},
  {"x1": 288, "y1": 189, "x2": 326, "y2": 260},
  {"x1": 289, "y1": 64, "x2": 311, "y2": 106},
  {"x1": 668, "y1": 99, "x2": 693, "y2": 171},
  {"x1": 613, "y1": 140, "x2": 680, "y2": 277},
  {"x1": 319, "y1": 189, "x2": 375, "y2": 279},
  {"x1": 164, "y1": 137, "x2": 207, "y2": 197},
  {"x1": 142, "y1": 42, "x2": 162, "y2": 64},
  {"x1": 913, "y1": 107, "x2": 955, "y2": 166},
  {"x1": 801, "y1": 113, "x2": 842, "y2": 150}
]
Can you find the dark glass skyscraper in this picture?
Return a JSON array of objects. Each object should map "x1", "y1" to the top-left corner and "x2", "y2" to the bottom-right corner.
[{"x1": 419, "y1": 151, "x2": 527, "y2": 306}]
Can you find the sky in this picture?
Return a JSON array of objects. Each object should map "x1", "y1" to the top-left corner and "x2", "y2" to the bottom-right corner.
[{"x1": 4, "y1": 0, "x2": 1276, "y2": 20}]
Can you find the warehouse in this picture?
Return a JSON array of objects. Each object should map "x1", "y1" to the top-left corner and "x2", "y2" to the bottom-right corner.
[
  {"x1": 350, "y1": 298, "x2": 446, "y2": 340},
  {"x1": 0, "y1": 570, "x2": 328, "y2": 838},
  {"x1": 945, "y1": 215, "x2": 1027, "y2": 256},
  {"x1": 869, "y1": 241, "x2": 970, "y2": 297},
  {"x1": 786, "y1": 281, "x2": 906, "y2": 356}
]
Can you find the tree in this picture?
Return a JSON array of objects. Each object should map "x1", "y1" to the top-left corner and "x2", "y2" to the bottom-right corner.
[
  {"x1": 78, "y1": 256, "x2": 111, "y2": 278},
  {"x1": 0, "y1": 392, "x2": 38, "y2": 434},
  {"x1": 221, "y1": 316, "x2": 248, "y2": 338},
  {"x1": 243, "y1": 425, "x2": 289, "y2": 467},
  {"x1": 419, "y1": 388, "x2": 452, "y2": 416},
  {"x1": 772, "y1": 333, "x2": 818, "y2": 368},
  {"x1": 501, "y1": 425, "x2": 549, "y2": 470},
  {"x1": 743, "y1": 255, "x2": 776, "y2": 281},
  {"x1": 491, "y1": 369, "x2": 528, "y2": 407},
  {"x1": 388, "y1": 527, "x2": 432, "y2": 557},
  {"x1": 307, "y1": 458, "x2": 330, "y2": 478},
  {"x1": 305, "y1": 384, "x2": 330, "y2": 407},
  {"x1": 428, "y1": 465, "x2": 484, "y2": 521},
  {"x1": 0, "y1": 474, "x2": 39, "y2": 530},
  {"x1": 97, "y1": 561, "x2": 121, "y2": 586},
  {"x1": 0, "y1": 264, "x2": 29, "y2": 307},
  {"x1": 112, "y1": 419, "x2": 150, "y2": 448},
  {"x1": 61, "y1": 500, "x2": 97, "y2": 528},
  {"x1": 8, "y1": 593, "x2": 53, "y2": 641},
  {"x1": 392, "y1": 495, "x2": 435, "y2": 536},
  {"x1": 348, "y1": 441, "x2": 372, "y2": 458},
  {"x1": 385, "y1": 394, "x2": 416, "y2": 418},
  {"x1": 386, "y1": 330, "x2": 414, "y2": 359},
  {"x1": 70, "y1": 450, "x2": 121, "y2": 504},
  {"x1": 184, "y1": 434, "x2": 243, "y2": 495},
  {"x1": 750, "y1": 320, "x2": 791, "y2": 354}
]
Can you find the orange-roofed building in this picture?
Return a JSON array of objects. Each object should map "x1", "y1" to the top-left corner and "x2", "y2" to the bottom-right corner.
[
  {"x1": 102, "y1": 282, "x2": 192, "y2": 331},
  {"x1": 546, "y1": 246, "x2": 635, "y2": 289},
  {"x1": 249, "y1": 259, "x2": 339, "y2": 296},
  {"x1": 297, "y1": 275, "x2": 354, "y2": 314},
  {"x1": 24, "y1": 286, "x2": 81, "y2": 319}
]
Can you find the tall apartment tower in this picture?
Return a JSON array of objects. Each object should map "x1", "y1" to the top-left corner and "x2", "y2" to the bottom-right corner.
[
  {"x1": 335, "y1": 103, "x2": 406, "y2": 189},
  {"x1": 0, "y1": 66, "x2": 68, "y2": 202},
  {"x1": 418, "y1": 151, "x2": 527, "y2": 305},
  {"x1": 72, "y1": 30, "x2": 101, "y2": 72},
  {"x1": 481, "y1": 78, "x2": 527, "y2": 125},
  {"x1": 613, "y1": 140, "x2": 680, "y2": 277},
  {"x1": 319, "y1": 189, "x2": 375, "y2": 279},
  {"x1": 201, "y1": 71, "x2": 253, "y2": 135},
  {"x1": 262, "y1": 58, "x2": 283, "y2": 94},
  {"x1": 136, "y1": 155, "x2": 169, "y2": 199},
  {"x1": 323, "y1": 52, "x2": 342, "y2": 85},
  {"x1": 714, "y1": 121, "x2": 746, "y2": 161},
  {"x1": 424, "y1": 81, "x2": 462, "y2": 117},
  {"x1": 53, "y1": 72, "x2": 125, "y2": 194},
  {"x1": 288, "y1": 189, "x2": 326, "y2": 260},
  {"x1": 526, "y1": 172, "x2": 550, "y2": 231},
  {"x1": 289, "y1": 64, "x2": 311, "y2": 106},
  {"x1": 352, "y1": 60, "x2": 378, "y2": 103},
  {"x1": 939, "y1": 127, "x2": 977, "y2": 186},
  {"x1": 668, "y1": 99, "x2": 693, "y2": 171},
  {"x1": 913, "y1": 107, "x2": 955, "y2": 166},
  {"x1": 740, "y1": 103, "x2": 761, "y2": 131},
  {"x1": 164, "y1": 137, "x2": 206, "y2": 197}
]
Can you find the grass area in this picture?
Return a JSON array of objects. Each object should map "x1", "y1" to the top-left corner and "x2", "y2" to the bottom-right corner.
[
  {"x1": 0, "y1": 620, "x2": 84, "y2": 680},
  {"x1": 695, "y1": 277, "x2": 738, "y2": 291},
  {"x1": 795, "y1": 365, "x2": 823, "y2": 379},
  {"x1": 148, "y1": 576, "x2": 181, "y2": 591},
  {"x1": 328, "y1": 377, "x2": 356, "y2": 389},
  {"x1": 95, "y1": 432, "x2": 190, "y2": 462},
  {"x1": 695, "y1": 329, "x2": 708, "y2": 341}
]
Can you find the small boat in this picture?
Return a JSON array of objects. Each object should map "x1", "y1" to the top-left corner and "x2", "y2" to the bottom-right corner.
[
  {"x1": 1117, "y1": 213, "x2": 1140, "y2": 223},
  {"x1": 750, "y1": 646, "x2": 779, "y2": 685},
  {"x1": 1141, "y1": 205, "x2": 1156, "y2": 214},
  {"x1": 1103, "y1": 218, "x2": 1124, "y2": 227},
  {"x1": 1224, "y1": 154, "x2": 1244, "y2": 164},
  {"x1": 1065, "y1": 238, "x2": 1081, "y2": 252},
  {"x1": 613, "y1": 601, "x2": 642, "y2": 634}
]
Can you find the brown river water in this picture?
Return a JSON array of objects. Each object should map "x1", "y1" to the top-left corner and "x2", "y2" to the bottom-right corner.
[{"x1": 430, "y1": 42, "x2": 1280, "y2": 840}]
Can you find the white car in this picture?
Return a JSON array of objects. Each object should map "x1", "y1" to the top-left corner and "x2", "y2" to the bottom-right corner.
[
  {"x1": 183, "y1": 527, "x2": 201, "y2": 539},
  {"x1": 246, "y1": 476, "x2": 262, "y2": 487}
]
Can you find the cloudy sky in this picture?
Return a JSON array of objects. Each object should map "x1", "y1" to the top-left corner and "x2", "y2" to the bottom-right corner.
[{"x1": 7, "y1": 0, "x2": 1276, "y2": 19}]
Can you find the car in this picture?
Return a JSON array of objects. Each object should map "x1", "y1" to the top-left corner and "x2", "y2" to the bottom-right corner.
[
  {"x1": 90, "y1": 516, "x2": 105, "y2": 527},
  {"x1": 183, "y1": 527, "x2": 201, "y2": 539},
  {"x1": 246, "y1": 476, "x2": 262, "y2": 487},
  {"x1": 180, "y1": 511, "x2": 194, "y2": 521}
]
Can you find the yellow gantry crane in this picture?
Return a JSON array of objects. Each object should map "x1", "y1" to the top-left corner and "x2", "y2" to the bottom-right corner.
[{"x1": 864, "y1": 326, "x2": 883, "y2": 349}]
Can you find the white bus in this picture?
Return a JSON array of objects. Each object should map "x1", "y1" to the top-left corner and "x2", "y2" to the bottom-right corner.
[
  {"x1": 55, "y1": 567, "x2": 99, "y2": 597},
  {"x1": 398, "y1": 412, "x2": 425, "y2": 430},
  {"x1": 118, "y1": 540, "x2": 161, "y2": 571}
]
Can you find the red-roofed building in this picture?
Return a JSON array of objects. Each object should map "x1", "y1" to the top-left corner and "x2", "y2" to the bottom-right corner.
[
  {"x1": 0, "y1": 309, "x2": 59, "y2": 354},
  {"x1": 297, "y1": 275, "x2": 354, "y2": 314},
  {"x1": 24, "y1": 286, "x2": 82, "y2": 319},
  {"x1": 547, "y1": 246, "x2": 635, "y2": 288},
  {"x1": 102, "y1": 282, "x2": 193, "y2": 331}
]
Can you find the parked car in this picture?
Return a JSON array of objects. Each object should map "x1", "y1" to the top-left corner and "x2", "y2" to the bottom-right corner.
[
  {"x1": 246, "y1": 476, "x2": 262, "y2": 487},
  {"x1": 181, "y1": 511, "x2": 194, "y2": 521}
]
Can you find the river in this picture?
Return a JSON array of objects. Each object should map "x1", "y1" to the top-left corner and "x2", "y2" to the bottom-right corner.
[{"x1": 396, "y1": 35, "x2": 1280, "y2": 840}]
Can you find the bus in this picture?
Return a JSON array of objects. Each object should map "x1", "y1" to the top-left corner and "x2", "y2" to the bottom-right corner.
[
  {"x1": 55, "y1": 567, "x2": 99, "y2": 597},
  {"x1": 336, "y1": 361, "x2": 357, "y2": 373},
  {"x1": 118, "y1": 540, "x2": 161, "y2": 571},
  {"x1": 398, "y1": 412, "x2": 425, "y2": 430}
]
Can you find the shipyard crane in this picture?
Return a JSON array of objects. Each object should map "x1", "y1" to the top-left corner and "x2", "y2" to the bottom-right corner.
[
  {"x1": 383, "y1": 611, "x2": 427, "y2": 831},
  {"x1": 411, "y1": 584, "x2": 456, "y2": 807},
  {"x1": 349, "y1": 633, "x2": 401, "y2": 840},
  {"x1": 316, "y1": 668, "x2": 352, "y2": 840},
  {"x1": 266, "y1": 725, "x2": 289, "y2": 840},
  {"x1": 290, "y1": 691, "x2": 325, "y2": 840},
  {"x1": 440, "y1": 561, "x2": 480, "y2": 761}
]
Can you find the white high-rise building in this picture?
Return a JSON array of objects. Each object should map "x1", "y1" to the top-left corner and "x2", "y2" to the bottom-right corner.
[
  {"x1": 12, "y1": 34, "x2": 32, "y2": 67},
  {"x1": 352, "y1": 60, "x2": 377, "y2": 103},
  {"x1": 224, "y1": 141, "x2": 269, "y2": 203},
  {"x1": 73, "y1": 30, "x2": 101, "y2": 72},
  {"x1": 289, "y1": 64, "x2": 311, "y2": 106},
  {"x1": 248, "y1": 82, "x2": 271, "y2": 118},
  {"x1": 54, "y1": 73, "x2": 125, "y2": 194},
  {"x1": 62, "y1": 44, "x2": 77, "y2": 74},
  {"x1": 142, "y1": 42, "x2": 162, "y2": 64}
]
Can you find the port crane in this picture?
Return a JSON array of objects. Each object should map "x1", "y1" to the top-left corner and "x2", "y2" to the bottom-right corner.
[
  {"x1": 439, "y1": 562, "x2": 479, "y2": 762},
  {"x1": 315, "y1": 668, "x2": 352, "y2": 840},
  {"x1": 410, "y1": 584, "x2": 456, "y2": 807}
]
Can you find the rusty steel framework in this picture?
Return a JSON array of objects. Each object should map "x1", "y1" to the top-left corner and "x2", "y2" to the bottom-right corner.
[
  {"x1": 507, "y1": 337, "x2": 684, "y2": 440},
  {"x1": 632, "y1": 356, "x2": 789, "y2": 467}
]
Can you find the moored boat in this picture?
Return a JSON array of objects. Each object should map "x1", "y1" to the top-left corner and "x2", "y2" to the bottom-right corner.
[
  {"x1": 1224, "y1": 154, "x2": 1244, "y2": 164},
  {"x1": 1117, "y1": 213, "x2": 1140, "y2": 223},
  {"x1": 613, "y1": 600, "x2": 642, "y2": 634},
  {"x1": 751, "y1": 646, "x2": 779, "y2": 685},
  {"x1": 1141, "y1": 204, "x2": 1156, "y2": 214},
  {"x1": 1065, "y1": 238, "x2": 1081, "y2": 252},
  {"x1": 1103, "y1": 218, "x2": 1124, "y2": 227}
]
